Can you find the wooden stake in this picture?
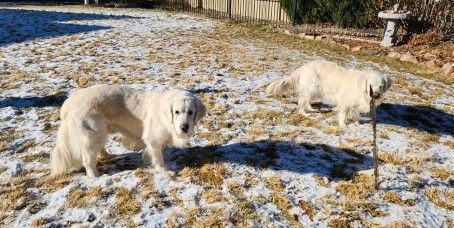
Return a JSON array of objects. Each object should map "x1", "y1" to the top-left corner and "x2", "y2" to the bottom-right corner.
[{"x1": 370, "y1": 85, "x2": 379, "y2": 189}]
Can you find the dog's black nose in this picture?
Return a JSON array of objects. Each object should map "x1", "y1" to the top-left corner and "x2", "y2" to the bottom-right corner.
[{"x1": 181, "y1": 124, "x2": 189, "y2": 133}]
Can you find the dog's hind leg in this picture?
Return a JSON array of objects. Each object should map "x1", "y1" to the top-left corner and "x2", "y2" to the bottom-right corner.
[
  {"x1": 82, "y1": 150, "x2": 99, "y2": 177},
  {"x1": 80, "y1": 117, "x2": 107, "y2": 177},
  {"x1": 98, "y1": 148, "x2": 111, "y2": 159},
  {"x1": 298, "y1": 94, "x2": 315, "y2": 116},
  {"x1": 305, "y1": 102, "x2": 317, "y2": 112}
]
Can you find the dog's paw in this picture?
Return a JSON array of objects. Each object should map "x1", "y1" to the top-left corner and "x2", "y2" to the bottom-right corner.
[
  {"x1": 154, "y1": 167, "x2": 175, "y2": 177},
  {"x1": 86, "y1": 169, "x2": 100, "y2": 178},
  {"x1": 298, "y1": 109, "x2": 311, "y2": 117}
]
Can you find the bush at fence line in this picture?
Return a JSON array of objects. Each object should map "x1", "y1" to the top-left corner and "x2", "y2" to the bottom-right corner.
[
  {"x1": 279, "y1": 0, "x2": 374, "y2": 28},
  {"x1": 279, "y1": 0, "x2": 453, "y2": 38}
]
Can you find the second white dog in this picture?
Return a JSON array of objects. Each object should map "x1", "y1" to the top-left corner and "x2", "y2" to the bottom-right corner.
[
  {"x1": 51, "y1": 85, "x2": 207, "y2": 177},
  {"x1": 266, "y1": 60, "x2": 391, "y2": 128}
]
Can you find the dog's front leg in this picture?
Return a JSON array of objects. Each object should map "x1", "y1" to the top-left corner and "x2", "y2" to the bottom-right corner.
[
  {"x1": 143, "y1": 143, "x2": 167, "y2": 172},
  {"x1": 337, "y1": 107, "x2": 348, "y2": 129}
]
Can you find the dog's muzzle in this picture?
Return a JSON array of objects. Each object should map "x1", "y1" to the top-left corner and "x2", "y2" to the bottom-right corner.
[
  {"x1": 372, "y1": 93, "x2": 381, "y2": 99},
  {"x1": 181, "y1": 124, "x2": 189, "y2": 133}
]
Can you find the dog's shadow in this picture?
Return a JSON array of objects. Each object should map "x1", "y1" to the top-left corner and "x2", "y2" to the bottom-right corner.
[
  {"x1": 377, "y1": 103, "x2": 454, "y2": 136},
  {"x1": 99, "y1": 140, "x2": 374, "y2": 182},
  {"x1": 0, "y1": 93, "x2": 68, "y2": 109}
]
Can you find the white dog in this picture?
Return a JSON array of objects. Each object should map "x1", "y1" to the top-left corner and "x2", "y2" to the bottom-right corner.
[
  {"x1": 50, "y1": 85, "x2": 207, "y2": 177},
  {"x1": 266, "y1": 60, "x2": 391, "y2": 128}
]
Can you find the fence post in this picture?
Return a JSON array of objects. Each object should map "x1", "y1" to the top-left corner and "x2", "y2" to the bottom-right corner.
[
  {"x1": 197, "y1": 0, "x2": 203, "y2": 9},
  {"x1": 292, "y1": 0, "x2": 297, "y2": 25},
  {"x1": 227, "y1": 0, "x2": 232, "y2": 19}
]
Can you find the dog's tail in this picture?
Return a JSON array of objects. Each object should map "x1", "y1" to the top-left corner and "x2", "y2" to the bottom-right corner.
[
  {"x1": 50, "y1": 122, "x2": 79, "y2": 176},
  {"x1": 59, "y1": 97, "x2": 71, "y2": 120},
  {"x1": 266, "y1": 72, "x2": 300, "y2": 96}
]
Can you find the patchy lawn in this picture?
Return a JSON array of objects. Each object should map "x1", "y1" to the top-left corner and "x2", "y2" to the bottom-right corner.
[{"x1": 0, "y1": 4, "x2": 453, "y2": 227}]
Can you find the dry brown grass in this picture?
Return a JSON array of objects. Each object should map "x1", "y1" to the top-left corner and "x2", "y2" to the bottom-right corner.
[
  {"x1": 270, "y1": 130, "x2": 300, "y2": 141},
  {"x1": 18, "y1": 139, "x2": 36, "y2": 153},
  {"x1": 134, "y1": 169, "x2": 156, "y2": 200},
  {"x1": 169, "y1": 188, "x2": 183, "y2": 206},
  {"x1": 380, "y1": 221, "x2": 413, "y2": 228},
  {"x1": 335, "y1": 173, "x2": 387, "y2": 221},
  {"x1": 424, "y1": 187, "x2": 454, "y2": 209},
  {"x1": 442, "y1": 139, "x2": 454, "y2": 150},
  {"x1": 429, "y1": 167, "x2": 452, "y2": 180},
  {"x1": 265, "y1": 176, "x2": 300, "y2": 226},
  {"x1": 111, "y1": 187, "x2": 141, "y2": 216},
  {"x1": 201, "y1": 189, "x2": 225, "y2": 203},
  {"x1": 299, "y1": 200, "x2": 315, "y2": 221},
  {"x1": 246, "y1": 127, "x2": 266, "y2": 137},
  {"x1": 229, "y1": 199, "x2": 258, "y2": 226},
  {"x1": 35, "y1": 174, "x2": 72, "y2": 193},
  {"x1": 344, "y1": 137, "x2": 368, "y2": 147},
  {"x1": 183, "y1": 208, "x2": 202, "y2": 227},
  {"x1": 336, "y1": 174, "x2": 374, "y2": 201},
  {"x1": 72, "y1": 74, "x2": 94, "y2": 88},
  {"x1": 197, "y1": 166, "x2": 226, "y2": 189},
  {"x1": 0, "y1": 166, "x2": 6, "y2": 174},
  {"x1": 68, "y1": 186, "x2": 101, "y2": 208},
  {"x1": 0, "y1": 176, "x2": 34, "y2": 211},
  {"x1": 408, "y1": 87, "x2": 424, "y2": 97},
  {"x1": 0, "y1": 141, "x2": 9, "y2": 152},
  {"x1": 196, "y1": 131, "x2": 230, "y2": 145},
  {"x1": 20, "y1": 152, "x2": 50, "y2": 163},
  {"x1": 12, "y1": 70, "x2": 29, "y2": 80},
  {"x1": 322, "y1": 126, "x2": 341, "y2": 136},
  {"x1": 287, "y1": 112, "x2": 318, "y2": 128},
  {"x1": 421, "y1": 132, "x2": 441, "y2": 144},
  {"x1": 250, "y1": 108, "x2": 284, "y2": 126},
  {"x1": 193, "y1": 207, "x2": 229, "y2": 227},
  {"x1": 180, "y1": 163, "x2": 227, "y2": 188},
  {"x1": 328, "y1": 218, "x2": 349, "y2": 228},
  {"x1": 112, "y1": 136, "x2": 143, "y2": 151},
  {"x1": 20, "y1": 168, "x2": 49, "y2": 177},
  {"x1": 383, "y1": 191, "x2": 415, "y2": 206},
  {"x1": 378, "y1": 152, "x2": 405, "y2": 165},
  {"x1": 31, "y1": 217, "x2": 47, "y2": 227},
  {"x1": 313, "y1": 174, "x2": 329, "y2": 187},
  {"x1": 222, "y1": 180, "x2": 259, "y2": 225},
  {"x1": 227, "y1": 181, "x2": 243, "y2": 197}
]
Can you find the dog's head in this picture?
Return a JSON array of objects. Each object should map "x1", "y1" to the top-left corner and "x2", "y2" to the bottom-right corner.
[
  {"x1": 162, "y1": 89, "x2": 207, "y2": 137},
  {"x1": 365, "y1": 71, "x2": 392, "y2": 100}
]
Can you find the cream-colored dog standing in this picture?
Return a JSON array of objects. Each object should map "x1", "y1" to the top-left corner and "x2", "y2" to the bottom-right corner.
[
  {"x1": 266, "y1": 60, "x2": 391, "y2": 128},
  {"x1": 51, "y1": 85, "x2": 207, "y2": 177}
]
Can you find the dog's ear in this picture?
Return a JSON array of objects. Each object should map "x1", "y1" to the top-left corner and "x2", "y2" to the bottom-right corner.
[
  {"x1": 364, "y1": 79, "x2": 371, "y2": 95},
  {"x1": 369, "y1": 85, "x2": 374, "y2": 98},
  {"x1": 193, "y1": 97, "x2": 207, "y2": 125},
  {"x1": 164, "y1": 99, "x2": 174, "y2": 126},
  {"x1": 383, "y1": 76, "x2": 392, "y2": 91}
]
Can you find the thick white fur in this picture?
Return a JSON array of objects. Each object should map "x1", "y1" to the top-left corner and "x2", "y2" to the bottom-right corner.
[
  {"x1": 51, "y1": 85, "x2": 207, "y2": 177},
  {"x1": 266, "y1": 60, "x2": 392, "y2": 128}
]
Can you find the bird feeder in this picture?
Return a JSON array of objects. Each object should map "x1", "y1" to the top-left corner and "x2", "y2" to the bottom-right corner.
[{"x1": 378, "y1": 4, "x2": 410, "y2": 47}]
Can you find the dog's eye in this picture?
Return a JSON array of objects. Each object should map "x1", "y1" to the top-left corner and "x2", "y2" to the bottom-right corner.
[
  {"x1": 175, "y1": 111, "x2": 180, "y2": 114},
  {"x1": 188, "y1": 110, "x2": 193, "y2": 115}
]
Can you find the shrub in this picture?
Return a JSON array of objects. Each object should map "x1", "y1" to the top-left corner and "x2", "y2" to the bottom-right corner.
[{"x1": 280, "y1": 0, "x2": 373, "y2": 28}]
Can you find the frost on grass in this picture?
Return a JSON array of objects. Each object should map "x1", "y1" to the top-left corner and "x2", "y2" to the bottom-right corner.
[{"x1": 0, "y1": 4, "x2": 453, "y2": 227}]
